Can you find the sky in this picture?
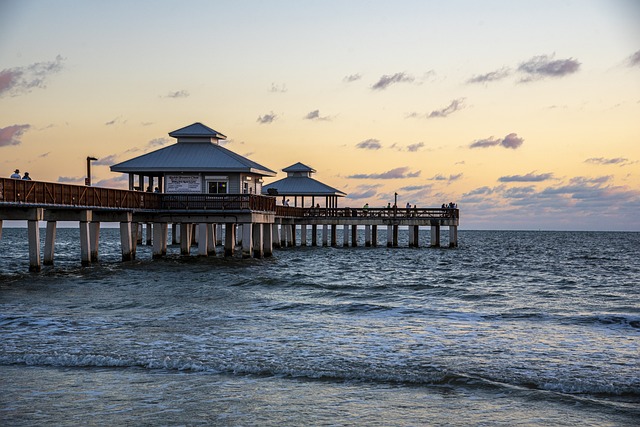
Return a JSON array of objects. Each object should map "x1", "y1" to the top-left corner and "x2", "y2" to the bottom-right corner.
[{"x1": 1, "y1": 0, "x2": 639, "y2": 231}]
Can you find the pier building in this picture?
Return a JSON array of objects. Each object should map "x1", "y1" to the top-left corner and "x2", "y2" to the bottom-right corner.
[{"x1": 0, "y1": 123, "x2": 459, "y2": 272}]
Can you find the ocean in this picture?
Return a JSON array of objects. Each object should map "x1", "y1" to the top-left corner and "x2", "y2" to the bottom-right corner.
[{"x1": 1, "y1": 227, "x2": 638, "y2": 426}]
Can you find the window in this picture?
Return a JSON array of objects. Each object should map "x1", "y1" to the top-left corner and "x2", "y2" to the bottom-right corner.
[{"x1": 208, "y1": 181, "x2": 228, "y2": 194}]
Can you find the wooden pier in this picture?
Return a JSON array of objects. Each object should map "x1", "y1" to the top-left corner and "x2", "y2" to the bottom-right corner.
[{"x1": 0, "y1": 178, "x2": 459, "y2": 272}]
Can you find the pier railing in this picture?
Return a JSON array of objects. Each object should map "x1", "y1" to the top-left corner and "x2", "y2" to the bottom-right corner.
[
  {"x1": 0, "y1": 178, "x2": 161, "y2": 209},
  {"x1": 161, "y1": 194, "x2": 275, "y2": 211},
  {"x1": 300, "y1": 206, "x2": 459, "y2": 219}
]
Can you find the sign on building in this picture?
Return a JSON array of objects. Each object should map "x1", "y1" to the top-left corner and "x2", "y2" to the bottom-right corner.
[{"x1": 165, "y1": 175, "x2": 202, "y2": 193}]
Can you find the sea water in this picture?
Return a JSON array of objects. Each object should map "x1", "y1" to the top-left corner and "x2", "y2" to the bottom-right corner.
[{"x1": 1, "y1": 228, "x2": 638, "y2": 426}]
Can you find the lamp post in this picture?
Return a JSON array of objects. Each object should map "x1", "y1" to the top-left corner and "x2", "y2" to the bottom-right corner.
[{"x1": 86, "y1": 156, "x2": 98, "y2": 186}]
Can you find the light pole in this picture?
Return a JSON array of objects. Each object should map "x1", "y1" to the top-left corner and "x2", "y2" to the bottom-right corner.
[
  {"x1": 86, "y1": 156, "x2": 98, "y2": 186},
  {"x1": 394, "y1": 192, "x2": 398, "y2": 207}
]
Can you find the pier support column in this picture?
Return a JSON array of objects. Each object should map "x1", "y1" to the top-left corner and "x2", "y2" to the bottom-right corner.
[
  {"x1": 322, "y1": 225, "x2": 328, "y2": 247},
  {"x1": 387, "y1": 225, "x2": 393, "y2": 247},
  {"x1": 0, "y1": 220, "x2": 2, "y2": 240},
  {"x1": 372, "y1": 225, "x2": 378, "y2": 247},
  {"x1": 180, "y1": 223, "x2": 192, "y2": 255},
  {"x1": 280, "y1": 224, "x2": 287, "y2": 247},
  {"x1": 449, "y1": 225, "x2": 458, "y2": 248},
  {"x1": 224, "y1": 223, "x2": 236, "y2": 257},
  {"x1": 120, "y1": 220, "x2": 134, "y2": 261},
  {"x1": 79, "y1": 211, "x2": 92, "y2": 266},
  {"x1": 152, "y1": 222, "x2": 167, "y2": 259},
  {"x1": 236, "y1": 224, "x2": 243, "y2": 247},
  {"x1": 351, "y1": 225, "x2": 358, "y2": 247},
  {"x1": 365, "y1": 225, "x2": 371, "y2": 247},
  {"x1": 136, "y1": 223, "x2": 143, "y2": 245},
  {"x1": 28, "y1": 219, "x2": 41, "y2": 272},
  {"x1": 146, "y1": 223, "x2": 152, "y2": 246},
  {"x1": 207, "y1": 224, "x2": 216, "y2": 256},
  {"x1": 411, "y1": 225, "x2": 420, "y2": 247},
  {"x1": 408, "y1": 225, "x2": 414, "y2": 247},
  {"x1": 272, "y1": 223, "x2": 281, "y2": 249},
  {"x1": 288, "y1": 225, "x2": 296, "y2": 247},
  {"x1": 90, "y1": 222, "x2": 100, "y2": 262},
  {"x1": 393, "y1": 225, "x2": 399, "y2": 247},
  {"x1": 44, "y1": 221, "x2": 57, "y2": 266},
  {"x1": 79, "y1": 222, "x2": 91, "y2": 266},
  {"x1": 331, "y1": 225, "x2": 337, "y2": 247},
  {"x1": 242, "y1": 223, "x2": 253, "y2": 258},
  {"x1": 131, "y1": 222, "x2": 138, "y2": 260},
  {"x1": 263, "y1": 223, "x2": 273, "y2": 257},
  {"x1": 300, "y1": 224, "x2": 307, "y2": 246},
  {"x1": 216, "y1": 224, "x2": 223, "y2": 246},
  {"x1": 430, "y1": 224, "x2": 440, "y2": 248},
  {"x1": 311, "y1": 225, "x2": 318, "y2": 246},
  {"x1": 197, "y1": 223, "x2": 209, "y2": 257},
  {"x1": 172, "y1": 223, "x2": 178, "y2": 244},
  {"x1": 343, "y1": 224, "x2": 349, "y2": 247},
  {"x1": 252, "y1": 223, "x2": 263, "y2": 258}
]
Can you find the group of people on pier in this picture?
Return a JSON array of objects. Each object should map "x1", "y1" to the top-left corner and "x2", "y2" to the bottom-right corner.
[{"x1": 9, "y1": 169, "x2": 31, "y2": 180}]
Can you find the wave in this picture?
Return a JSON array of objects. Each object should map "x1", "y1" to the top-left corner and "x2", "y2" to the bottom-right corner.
[{"x1": 2, "y1": 352, "x2": 639, "y2": 402}]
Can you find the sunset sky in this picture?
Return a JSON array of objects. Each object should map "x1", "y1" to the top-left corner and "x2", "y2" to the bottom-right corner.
[{"x1": 1, "y1": 0, "x2": 639, "y2": 230}]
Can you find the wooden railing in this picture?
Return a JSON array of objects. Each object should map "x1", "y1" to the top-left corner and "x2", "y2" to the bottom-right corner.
[
  {"x1": 0, "y1": 178, "x2": 161, "y2": 209},
  {"x1": 299, "y1": 207, "x2": 459, "y2": 219},
  {"x1": 162, "y1": 194, "x2": 275, "y2": 211}
]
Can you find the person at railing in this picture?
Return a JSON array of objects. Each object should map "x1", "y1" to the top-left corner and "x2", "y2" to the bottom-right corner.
[
  {"x1": 154, "y1": 187, "x2": 160, "y2": 193},
  {"x1": 405, "y1": 202, "x2": 411, "y2": 216},
  {"x1": 363, "y1": 202, "x2": 369, "y2": 216},
  {"x1": 10, "y1": 169, "x2": 21, "y2": 179},
  {"x1": 22, "y1": 172, "x2": 32, "y2": 180},
  {"x1": 284, "y1": 198, "x2": 290, "y2": 206}
]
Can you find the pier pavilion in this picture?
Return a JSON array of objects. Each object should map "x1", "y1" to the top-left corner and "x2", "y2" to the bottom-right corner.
[{"x1": 0, "y1": 122, "x2": 459, "y2": 272}]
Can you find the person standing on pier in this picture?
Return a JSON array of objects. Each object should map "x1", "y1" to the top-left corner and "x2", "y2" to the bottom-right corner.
[
  {"x1": 10, "y1": 169, "x2": 21, "y2": 179},
  {"x1": 22, "y1": 172, "x2": 32, "y2": 180}
]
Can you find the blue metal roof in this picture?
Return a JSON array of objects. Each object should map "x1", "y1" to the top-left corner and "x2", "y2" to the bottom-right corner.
[
  {"x1": 262, "y1": 175, "x2": 346, "y2": 197},
  {"x1": 110, "y1": 123, "x2": 275, "y2": 176}
]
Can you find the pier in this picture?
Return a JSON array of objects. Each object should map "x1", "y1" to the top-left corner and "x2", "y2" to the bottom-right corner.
[{"x1": 0, "y1": 122, "x2": 459, "y2": 272}]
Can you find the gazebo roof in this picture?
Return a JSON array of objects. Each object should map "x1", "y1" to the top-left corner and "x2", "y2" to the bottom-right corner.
[
  {"x1": 110, "y1": 123, "x2": 276, "y2": 176},
  {"x1": 262, "y1": 163, "x2": 346, "y2": 197}
]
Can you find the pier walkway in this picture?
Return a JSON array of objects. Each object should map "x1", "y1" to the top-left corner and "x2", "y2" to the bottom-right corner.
[{"x1": 0, "y1": 178, "x2": 459, "y2": 271}]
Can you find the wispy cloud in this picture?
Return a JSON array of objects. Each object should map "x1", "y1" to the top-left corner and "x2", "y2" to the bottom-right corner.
[
  {"x1": 0, "y1": 55, "x2": 64, "y2": 97},
  {"x1": 427, "y1": 98, "x2": 465, "y2": 118},
  {"x1": 406, "y1": 142, "x2": 425, "y2": 152},
  {"x1": 470, "y1": 133, "x2": 524, "y2": 149},
  {"x1": 356, "y1": 138, "x2": 382, "y2": 150},
  {"x1": 345, "y1": 184, "x2": 381, "y2": 200},
  {"x1": 626, "y1": 49, "x2": 640, "y2": 67},
  {"x1": 257, "y1": 112, "x2": 277, "y2": 124},
  {"x1": 347, "y1": 167, "x2": 420, "y2": 179},
  {"x1": 498, "y1": 172, "x2": 554, "y2": 182},
  {"x1": 105, "y1": 116, "x2": 126, "y2": 126},
  {"x1": 0, "y1": 124, "x2": 30, "y2": 147},
  {"x1": 585, "y1": 157, "x2": 633, "y2": 166},
  {"x1": 164, "y1": 90, "x2": 189, "y2": 98},
  {"x1": 343, "y1": 73, "x2": 362, "y2": 83},
  {"x1": 148, "y1": 137, "x2": 170, "y2": 147},
  {"x1": 270, "y1": 83, "x2": 287, "y2": 93},
  {"x1": 371, "y1": 72, "x2": 415, "y2": 90},
  {"x1": 467, "y1": 67, "x2": 511, "y2": 84},
  {"x1": 406, "y1": 98, "x2": 465, "y2": 119},
  {"x1": 92, "y1": 155, "x2": 119, "y2": 166},
  {"x1": 429, "y1": 173, "x2": 463, "y2": 182},
  {"x1": 304, "y1": 109, "x2": 331, "y2": 121},
  {"x1": 517, "y1": 54, "x2": 580, "y2": 82}
]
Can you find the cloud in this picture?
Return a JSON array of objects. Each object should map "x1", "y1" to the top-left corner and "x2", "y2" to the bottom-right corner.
[
  {"x1": 0, "y1": 124, "x2": 31, "y2": 147},
  {"x1": 371, "y1": 72, "x2": 415, "y2": 90},
  {"x1": 498, "y1": 172, "x2": 554, "y2": 182},
  {"x1": 0, "y1": 55, "x2": 64, "y2": 97},
  {"x1": 427, "y1": 98, "x2": 465, "y2": 118},
  {"x1": 164, "y1": 90, "x2": 189, "y2": 98},
  {"x1": 356, "y1": 138, "x2": 382, "y2": 150},
  {"x1": 148, "y1": 137, "x2": 170, "y2": 147},
  {"x1": 343, "y1": 73, "x2": 362, "y2": 83},
  {"x1": 57, "y1": 176, "x2": 82, "y2": 183},
  {"x1": 517, "y1": 54, "x2": 580, "y2": 82},
  {"x1": 585, "y1": 157, "x2": 632, "y2": 166},
  {"x1": 304, "y1": 109, "x2": 331, "y2": 121},
  {"x1": 92, "y1": 155, "x2": 119, "y2": 166},
  {"x1": 406, "y1": 142, "x2": 425, "y2": 152},
  {"x1": 467, "y1": 67, "x2": 511, "y2": 84},
  {"x1": 257, "y1": 112, "x2": 277, "y2": 124},
  {"x1": 347, "y1": 167, "x2": 420, "y2": 179},
  {"x1": 429, "y1": 173, "x2": 463, "y2": 182},
  {"x1": 627, "y1": 50, "x2": 640, "y2": 67},
  {"x1": 105, "y1": 116, "x2": 126, "y2": 126},
  {"x1": 345, "y1": 184, "x2": 381, "y2": 200},
  {"x1": 406, "y1": 98, "x2": 466, "y2": 119},
  {"x1": 470, "y1": 133, "x2": 524, "y2": 149},
  {"x1": 270, "y1": 83, "x2": 287, "y2": 93}
]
